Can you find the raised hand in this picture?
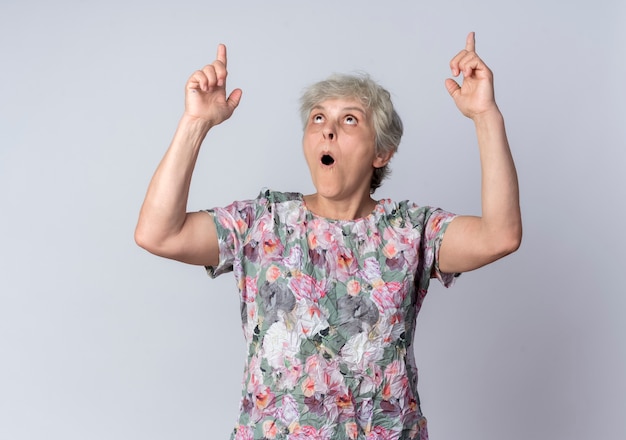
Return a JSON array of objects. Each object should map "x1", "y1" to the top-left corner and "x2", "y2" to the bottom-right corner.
[
  {"x1": 445, "y1": 32, "x2": 498, "y2": 119},
  {"x1": 185, "y1": 44, "x2": 243, "y2": 126}
]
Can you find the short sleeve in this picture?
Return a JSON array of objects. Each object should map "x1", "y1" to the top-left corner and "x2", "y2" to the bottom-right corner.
[
  {"x1": 423, "y1": 208, "x2": 458, "y2": 288},
  {"x1": 203, "y1": 197, "x2": 260, "y2": 278}
]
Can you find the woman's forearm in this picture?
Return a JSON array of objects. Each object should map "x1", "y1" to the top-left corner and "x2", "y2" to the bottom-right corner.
[
  {"x1": 473, "y1": 109, "x2": 522, "y2": 252},
  {"x1": 134, "y1": 115, "x2": 213, "y2": 250}
]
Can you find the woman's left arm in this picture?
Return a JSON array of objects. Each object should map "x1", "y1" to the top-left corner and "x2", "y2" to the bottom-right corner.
[{"x1": 438, "y1": 32, "x2": 522, "y2": 274}]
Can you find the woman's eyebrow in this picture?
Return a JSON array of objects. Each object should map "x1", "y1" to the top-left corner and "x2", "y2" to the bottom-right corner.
[{"x1": 342, "y1": 106, "x2": 367, "y2": 116}]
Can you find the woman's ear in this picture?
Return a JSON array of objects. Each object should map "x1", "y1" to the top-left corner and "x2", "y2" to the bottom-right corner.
[{"x1": 373, "y1": 150, "x2": 394, "y2": 168}]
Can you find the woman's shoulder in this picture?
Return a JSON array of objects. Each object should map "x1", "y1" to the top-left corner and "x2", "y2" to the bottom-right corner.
[
  {"x1": 211, "y1": 188, "x2": 302, "y2": 222},
  {"x1": 377, "y1": 198, "x2": 457, "y2": 234}
]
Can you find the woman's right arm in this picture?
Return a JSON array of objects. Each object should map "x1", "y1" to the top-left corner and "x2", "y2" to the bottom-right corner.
[{"x1": 134, "y1": 44, "x2": 242, "y2": 266}]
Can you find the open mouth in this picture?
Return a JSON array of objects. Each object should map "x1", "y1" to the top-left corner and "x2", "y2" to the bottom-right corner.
[{"x1": 321, "y1": 154, "x2": 335, "y2": 166}]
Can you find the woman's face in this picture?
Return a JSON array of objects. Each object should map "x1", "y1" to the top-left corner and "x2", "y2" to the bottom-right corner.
[{"x1": 302, "y1": 98, "x2": 390, "y2": 203}]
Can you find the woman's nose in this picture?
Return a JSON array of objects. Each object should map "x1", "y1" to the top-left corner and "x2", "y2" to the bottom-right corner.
[{"x1": 322, "y1": 125, "x2": 335, "y2": 140}]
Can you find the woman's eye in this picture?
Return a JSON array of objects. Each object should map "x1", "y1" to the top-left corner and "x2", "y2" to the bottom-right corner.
[
  {"x1": 313, "y1": 115, "x2": 324, "y2": 123},
  {"x1": 344, "y1": 115, "x2": 357, "y2": 125}
]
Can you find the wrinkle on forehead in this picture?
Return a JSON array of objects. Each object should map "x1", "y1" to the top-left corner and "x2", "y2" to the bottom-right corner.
[{"x1": 310, "y1": 100, "x2": 370, "y2": 119}]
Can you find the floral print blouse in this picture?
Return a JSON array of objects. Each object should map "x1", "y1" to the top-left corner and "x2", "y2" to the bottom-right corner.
[{"x1": 206, "y1": 189, "x2": 457, "y2": 440}]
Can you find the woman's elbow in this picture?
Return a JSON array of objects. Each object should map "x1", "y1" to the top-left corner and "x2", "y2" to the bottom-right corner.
[
  {"x1": 496, "y1": 224, "x2": 523, "y2": 257},
  {"x1": 134, "y1": 223, "x2": 163, "y2": 255},
  {"x1": 134, "y1": 227, "x2": 151, "y2": 252}
]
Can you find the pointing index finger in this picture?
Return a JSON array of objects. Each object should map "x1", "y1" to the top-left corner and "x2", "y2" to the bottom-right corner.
[
  {"x1": 216, "y1": 43, "x2": 227, "y2": 67},
  {"x1": 465, "y1": 32, "x2": 476, "y2": 53}
]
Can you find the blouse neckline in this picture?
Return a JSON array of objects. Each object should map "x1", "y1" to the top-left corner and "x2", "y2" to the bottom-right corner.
[{"x1": 298, "y1": 192, "x2": 389, "y2": 224}]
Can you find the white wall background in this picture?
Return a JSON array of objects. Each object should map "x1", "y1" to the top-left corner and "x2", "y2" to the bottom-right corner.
[{"x1": 1, "y1": 1, "x2": 624, "y2": 439}]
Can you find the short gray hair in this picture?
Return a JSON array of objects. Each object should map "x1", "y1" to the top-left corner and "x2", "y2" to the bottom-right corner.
[{"x1": 299, "y1": 73, "x2": 403, "y2": 193}]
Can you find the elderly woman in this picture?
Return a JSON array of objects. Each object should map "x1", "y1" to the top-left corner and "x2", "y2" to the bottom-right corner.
[{"x1": 135, "y1": 32, "x2": 521, "y2": 440}]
